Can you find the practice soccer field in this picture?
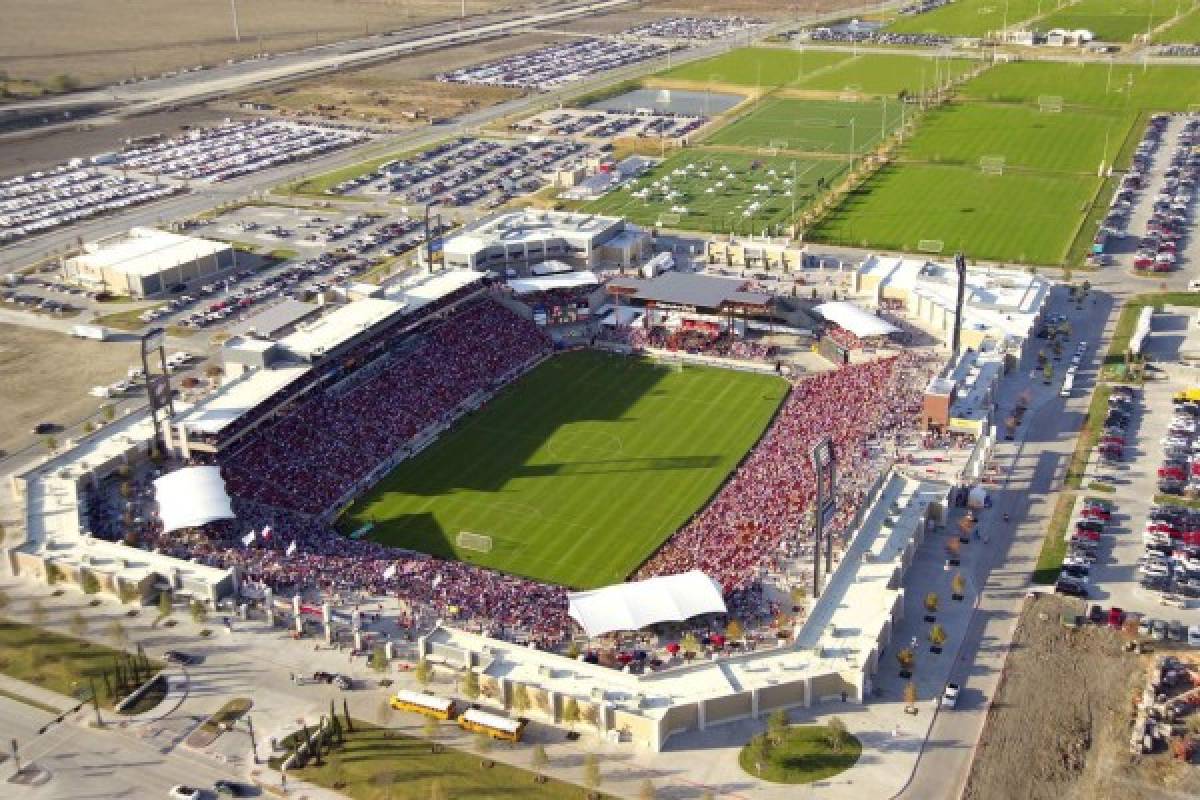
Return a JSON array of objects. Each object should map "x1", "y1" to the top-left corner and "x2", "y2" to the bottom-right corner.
[
  {"x1": 656, "y1": 47, "x2": 852, "y2": 88},
  {"x1": 810, "y1": 162, "x2": 1101, "y2": 263},
  {"x1": 342, "y1": 350, "x2": 788, "y2": 589},
  {"x1": 960, "y1": 61, "x2": 1200, "y2": 111},
  {"x1": 1039, "y1": 0, "x2": 1175, "y2": 41},
  {"x1": 705, "y1": 97, "x2": 905, "y2": 154},
  {"x1": 886, "y1": 0, "x2": 1044, "y2": 36},
  {"x1": 585, "y1": 150, "x2": 848, "y2": 234},
  {"x1": 792, "y1": 53, "x2": 977, "y2": 97},
  {"x1": 900, "y1": 102, "x2": 1133, "y2": 173},
  {"x1": 1156, "y1": 7, "x2": 1200, "y2": 43}
]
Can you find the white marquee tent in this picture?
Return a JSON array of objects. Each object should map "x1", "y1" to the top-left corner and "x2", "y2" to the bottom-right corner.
[
  {"x1": 567, "y1": 570, "x2": 727, "y2": 637},
  {"x1": 813, "y1": 301, "x2": 900, "y2": 338},
  {"x1": 153, "y1": 466, "x2": 235, "y2": 533}
]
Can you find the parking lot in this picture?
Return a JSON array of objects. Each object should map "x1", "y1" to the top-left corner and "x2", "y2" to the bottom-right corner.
[
  {"x1": 511, "y1": 108, "x2": 707, "y2": 141},
  {"x1": 622, "y1": 16, "x2": 764, "y2": 40},
  {"x1": 1123, "y1": 114, "x2": 1197, "y2": 274},
  {"x1": 327, "y1": 136, "x2": 594, "y2": 208},
  {"x1": 436, "y1": 37, "x2": 672, "y2": 90}
]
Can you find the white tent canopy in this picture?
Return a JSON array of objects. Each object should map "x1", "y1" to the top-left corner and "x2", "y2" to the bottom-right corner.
[
  {"x1": 813, "y1": 301, "x2": 900, "y2": 338},
  {"x1": 507, "y1": 271, "x2": 600, "y2": 295},
  {"x1": 567, "y1": 570, "x2": 727, "y2": 637},
  {"x1": 153, "y1": 466, "x2": 235, "y2": 533}
]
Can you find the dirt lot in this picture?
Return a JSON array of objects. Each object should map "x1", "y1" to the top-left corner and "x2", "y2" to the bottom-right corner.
[
  {"x1": 0, "y1": 322, "x2": 139, "y2": 457},
  {"x1": 227, "y1": 31, "x2": 561, "y2": 127},
  {"x1": 0, "y1": 0, "x2": 544, "y2": 88},
  {"x1": 964, "y1": 593, "x2": 1200, "y2": 800}
]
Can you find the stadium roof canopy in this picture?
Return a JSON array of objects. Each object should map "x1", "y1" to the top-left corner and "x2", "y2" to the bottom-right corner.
[
  {"x1": 607, "y1": 272, "x2": 771, "y2": 310},
  {"x1": 154, "y1": 466, "x2": 236, "y2": 533},
  {"x1": 813, "y1": 301, "x2": 900, "y2": 338},
  {"x1": 507, "y1": 271, "x2": 600, "y2": 295},
  {"x1": 567, "y1": 570, "x2": 727, "y2": 636}
]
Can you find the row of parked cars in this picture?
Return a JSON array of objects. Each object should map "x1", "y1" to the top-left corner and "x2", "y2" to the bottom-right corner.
[
  {"x1": 1156, "y1": 392, "x2": 1200, "y2": 496},
  {"x1": 1095, "y1": 383, "x2": 1135, "y2": 468},
  {"x1": 437, "y1": 37, "x2": 672, "y2": 91},
  {"x1": 1136, "y1": 503, "x2": 1200, "y2": 604},
  {"x1": 0, "y1": 165, "x2": 181, "y2": 245},
  {"x1": 1133, "y1": 115, "x2": 1197, "y2": 272},
  {"x1": 0, "y1": 290, "x2": 78, "y2": 314},
  {"x1": 1055, "y1": 496, "x2": 1119, "y2": 598},
  {"x1": 515, "y1": 109, "x2": 706, "y2": 141},
  {"x1": 115, "y1": 119, "x2": 368, "y2": 183},
  {"x1": 623, "y1": 16, "x2": 763, "y2": 40},
  {"x1": 1082, "y1": 604, "x2": 1200, "y2": 646}
]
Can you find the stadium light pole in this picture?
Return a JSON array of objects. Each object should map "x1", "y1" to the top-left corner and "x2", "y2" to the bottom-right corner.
[{"x1": 231, "y1": 0, "x2": 241, "y2": 43}]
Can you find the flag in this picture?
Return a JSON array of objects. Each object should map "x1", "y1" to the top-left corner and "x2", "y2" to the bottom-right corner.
[
  {"x1": 382, "y1": 564, "x2": 397, "y2": 580},
  {"x1": 286, "y1": 540, "x2": 297, "y2": 557},
  {"x1": 241, "y1": 530, "x2": 256, "y2": 547},
  {"x1": 261, "y1": 525, "x2": 273, "y2": 541}
]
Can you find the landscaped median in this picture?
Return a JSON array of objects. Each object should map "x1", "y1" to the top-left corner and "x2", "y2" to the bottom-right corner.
[
  {"x1": 738, "y1": 719, "x2": 861, "y2": 784},
  {"x1": 1033, "y1": 493, "x2": 1077, "y2": 585},
  {"x1": 1064, "y1": 384, "x2": 1112, "y2": 490}
]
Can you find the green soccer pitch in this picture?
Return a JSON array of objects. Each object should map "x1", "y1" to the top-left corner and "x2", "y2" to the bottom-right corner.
[{"x1": 340, "y1": 350, "x2": 788, "y2": 589}]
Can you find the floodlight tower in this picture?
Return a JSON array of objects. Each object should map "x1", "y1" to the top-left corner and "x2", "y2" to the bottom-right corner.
[
  {"x1": 811, "y1": 437, "x2": 836, "y2": 599},
  {"x1": 951, "y1": 251, "x2": 968, "y2": 359}
]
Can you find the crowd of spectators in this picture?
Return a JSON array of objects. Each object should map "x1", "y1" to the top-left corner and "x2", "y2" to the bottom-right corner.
[
  {"x1": 825, "y1": 324, "x2": 866, "y2": 351},
  {"x1": 599, "y1": 324, "x2": 774, "y2": 362},
  {"x1": 221, "y1": 299, "x2": 551, "y2": 513}
]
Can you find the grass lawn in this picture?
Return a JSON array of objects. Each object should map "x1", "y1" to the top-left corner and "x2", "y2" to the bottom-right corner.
[
  {"x1": 1032, "y1": 493, "x2": 1076, "y2": 584},
  {"x1": 706, "y1": 97, "x2": 904, "y2": 154},
  {"x1": 738, "y1": 725, "x2": 862, "y2": 783},
  {"x1": 0, "y1": 616, "x2": 156, "y2": 708},
  {"x1": 810, "y1": 162, "x2": 1100, "y2": 263},
  {"x1": 900, "y1": 102, "x2": 1133, "y2": 174},
  {"x1": 1039, "y1": 0, "x2": 1175, "y2": 41},
  {"x1": 276, "y1": 721, "x2": 599, "y2": 799},
  {"x1": 284, "y1": 147, "x2": 416, "y2": 196},
  {"x1": 1104, "y1": 292, "x2": 1200, "y2": 369},
  {"x1": 1064, "y1": 385, "x2": 1112, "y2": 490},
  {"x1": 792, "y1": 53, "x2": 977, "y2": 96},
  {"x1": 960, "y1": 61, "x2": 1200, "y2": 112},
  {"x1": 656, "y1": 47, "x2": 851, "y2": 88},
  {"x1": 886, "y1": 0, "x2": 1045, "y2": 36},
  {"x1": 1156, "y1": 6, "x2": 1200, "y2": 42},
  {"x1": 342, "y1": 350, "x2": 788, "y2": 588},
  {"x1": 94, "y1": 302, "x2": 165, "y2": 331},
  {"x1": 585, "y1": 150, "x2": 848, "y2": 235}
]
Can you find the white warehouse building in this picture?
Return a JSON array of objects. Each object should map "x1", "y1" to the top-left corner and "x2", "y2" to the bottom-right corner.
[
  {"x1": 441, "y1": 209, "x2": 650, "y2": 272},
  {"x1": 63, "y1": 227, "x2": 235, "y2": 297}
]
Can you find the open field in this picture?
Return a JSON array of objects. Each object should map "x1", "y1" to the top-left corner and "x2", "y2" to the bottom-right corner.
[
  {"x1": 886, "y1": 0, "x2": 1045, "y2": 36},
  {"x1": 657, "y1": 48, "x2": 852, "y2": 88},
  {"x1": 792, "y1": 52, "x2": 977, "y2": 96},
  {"x1": 810, "y1": 162, "x2": 1101, "y2": 263},
  {"x1": 706, "y1": 97, "x2": 904, "y2": 154},
  {"x1": 900, "y1": 102, "x2": 1133, "y2": 173},
  {"x1": 0, "y1": 0, "x2": 542, "y2": 88},
  {"x1": 960, "y1": 61, "x2": 1200, "y2": 111},
  {"x1": 343, "y1": 350, "x2": 788, "y2": 588},
  {"x1": 0, "y1": 321, "x2": 140, "y2": 458},
  {"x1": 1039, "y1": 0, "x2": 1175, "y2": 41},
  {"x1": 1156, "y1": 6, "x2": 1200, "y2": 42},
  {"x1": 586, "y1": 149, "x2": 849, "y2": 234}
]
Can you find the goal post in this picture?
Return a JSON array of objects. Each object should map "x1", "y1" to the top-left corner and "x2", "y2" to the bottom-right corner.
[
  {"x1": 979, "y1": 155, "x2": 1006, "y2": 175},
  {"x1": 918, "y1": 239, "x2": 945, "y2": 254},
  {"x1": 1038, "y1": 95, "x2": 1064, "y2": 113},
  {"x1": 768, "y1": 139, "x2": 789, "y2": 151},
  {"x1": 758, "y1": 146, "x2": 779, "y2": 157},
  {"x1": 456, "y1": 531, "x2": 493, "y2": 553}
]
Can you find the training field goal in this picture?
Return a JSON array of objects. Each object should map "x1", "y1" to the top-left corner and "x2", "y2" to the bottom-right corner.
[
  {"x1": 769, "y1": 139, "x2": 789, "y2": 151},
  {"x1": 980, "y1": 155, "x2": 1006, "y2": 175},
  {"x1": 759, "y1": 146, "x2": 780, "y2": 156},
  {"x1": 456, "y1": 531, "x2": 493, "y2": 553},
  {"x1": 918, "y1": 239, "x2": 945, "y2": 254},
  {"x1": 1038, "y1": 95, "x2": 1064, "y2": 113},
  {"x1": 657, "y1": 212, "x2": 682, "y2": 227}
]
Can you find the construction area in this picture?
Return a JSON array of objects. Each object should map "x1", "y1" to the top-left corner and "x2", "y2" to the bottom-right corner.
[{"x1": 963, "y1": 593, "x2": 1200, "y2": 800}]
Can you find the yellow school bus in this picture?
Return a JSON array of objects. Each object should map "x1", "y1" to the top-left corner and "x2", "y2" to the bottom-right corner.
[
  {"x1": 389, "y1": 690, "x2": 456, "y2": 720},
  {"x1": 457, "y1": 708, "x2": 527, "y2": 742}
]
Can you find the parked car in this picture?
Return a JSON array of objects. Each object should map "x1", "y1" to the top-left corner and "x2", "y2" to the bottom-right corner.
[{"x1": 941, "y1": 682, "x2": 960, "y2": 708}]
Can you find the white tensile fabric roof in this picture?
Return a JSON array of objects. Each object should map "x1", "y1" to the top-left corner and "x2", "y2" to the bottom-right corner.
[
  {"x1": 507, "y1": 271, "x2": 599, "y2": 295},
  {"x1": 567, "y1": 570, "x2": 727, "y2": 637},
  {"x1": 153, "y1": 466, "x2": 235, "y2": 533},
  {"x1": 813, "y1": 301, "x2": 900, "y2": 338}
]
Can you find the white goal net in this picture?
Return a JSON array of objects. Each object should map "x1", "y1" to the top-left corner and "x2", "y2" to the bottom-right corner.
[
  {"x1": 918, "y1": 239, "x2": 945, "y2": 254},
  {"x1": 1038, "y1": 95, "x2": 1064, "y2": 113},
  {"x1": 980, "y1": 155, "x2": 1006, "y2": 175},
  {"x1": 456, "y1": 531, "x2": 493, "y2": 553}
]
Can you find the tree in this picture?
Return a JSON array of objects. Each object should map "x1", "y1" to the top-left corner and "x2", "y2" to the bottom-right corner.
[
  {"x1": 69, "y1": 611, "x2": 88, "y2": 640},
  {"x1": 158, "y1": 591, "x2": 173, "y2": 620},
  {"x1": 190, "y1": 599, "x2": 207, "y2": 625},
  {"x1": 766, "y1": 708, "x2": 790, "y2": 745},
  {"x1": 946, "y1": 537, "x2": 961, "y2": 558},
  {"x1": 511, "y1": 683, "x2": 531, "y2": 715},
  {"x1": 45, "y1": 563, "x2": 62, "y2": 586},
  {"x1": 205, "y1": 365, "x2": 224, "y2": 381},
  {"x1": 461, "y1": 668, "x2": 480, "y2": 701},
  {"x1": 1043, "y1": 362, "x2": 1053, "y2": 382},
  {"x1": 414, "y1": 658, "x2": 432, "y2": 686},
  {"x1": 107, "y1": 620, "x2": 128, "y2": 649},
  {"x1": 929, "y1": 624, "x2": 947, "y2": 648},
  {"x1": 725, "y1": 618, "x2": 744, "y2": 642},
  {"x1": 118, "y1": 582, "x2": 140, "y2": 605},
  {"x1": 924, "y1": 592, "x2": 939, "y2": 613},
  {"x1": 530, "y1": 743, "x2": 549, "y2": 782},
  {"x1": 565, "y1": 641, "x2": 581, "y2": 659},
  {"x1": 639, "y1": 779, "x2": 657, "y2": 800},
  {"x1": 749, "y1": 733, "x2": 773, "y2": 775},
  {"x1": 46, "y1": 73, "x2": 79, "y2": 92},
  {"x1": 951, "y1": 573, "x2": 966, "y2": 598},
  {"x1": 680, "y1": 631, "x2": 701, "y2": 659},
  {"x1": 582, "y1": 753, "x2": 602, "y2": 797},
  {"x1": 102, "y1": 404, "x2": 116, "y2": 423},
  {"x1": 903, "y1": 680, "x2": 918, "y2": 710},
  {"x1": 826, "y1": 716, "x2": 849, "y2": 753},
  {"x1": 896, "y1": 647, "x2": 914, "y2": 671},
  {"x1": 562, "y1": 696, "x2": 581, "y2": 729},
  {"x1": 44, "y1": 435, "x2": 58, "y2": 453},
  {"x1": 370, "y1": 646, "x2": 389, "y2": 674},
  {"x1": 31, "y1": 599, "x2": 48, "y2": 628}
]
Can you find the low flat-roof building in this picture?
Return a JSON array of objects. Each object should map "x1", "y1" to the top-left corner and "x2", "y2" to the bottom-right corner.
[
  {"x1": 706, "y1": 237, "x2": 811, "y2": 272},
  {"x1": 442, "y1": 210, "x2": 650, "y2": 272},
  {"x1": 63, "y1": 227, "x2": 234, "y2": 297},
  {"x1": 922, "y1": 344, "x2": 1005, "y2": 436}
]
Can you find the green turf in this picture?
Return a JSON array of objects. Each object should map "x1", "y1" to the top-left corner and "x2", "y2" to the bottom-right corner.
[
  {"x1": 342, "y1": 350, "x2": 788, "y2": 588},
  {"x1": 810, "y1": 162, "x2": 1101, "y2": 263},
  {"x1": 585, "y1": 150, "x2": 848, "y2": 235},
  {"x1": 793, "y1": 53, "x2": 978, "y2": 96},
  {"x1": 900, "y1": 102, "x2": 1133, "y2": 173},
  {"x1": 738, "y1": 726, "x2": 862, "y2": 783},
  {"x1": 1156, "y1": 5, "x2": 1200, "y2": 42},
  {"x1": 960, "y1": 61, "x2": 1200, "y2": 111},
  {"x1": 706, "y1": 97, "x2": 905, "y2": 154},
  {"x1": 1039, "y1": 0, "x2": 1175, "y2": 41},
  {"x1": 656, "y1": 47, "x2": 852, "y2": 88},
  {"x1": 886, "y1": 0, "x2": 1045, "y2": 36}
]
